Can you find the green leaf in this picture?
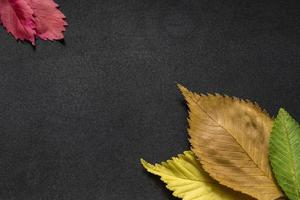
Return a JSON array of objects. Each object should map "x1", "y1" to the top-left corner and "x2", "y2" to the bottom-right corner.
[
  {"x1": 141, "y1": 151, "x2": 254, "y2": 200},
  {"x1": 269, "y1": 108, "x2": 300, "y2": 200}
]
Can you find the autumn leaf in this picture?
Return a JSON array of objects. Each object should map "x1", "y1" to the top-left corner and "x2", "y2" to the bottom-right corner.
[
  {"x1": 0, "y1": 0, "x2": 36, "y2": 44},
  {"x1": 178, "y1": 84, "x2": 283, "y2": 200},
  {"x1": 141, "y1": 151, "x2": 254, "y2": 200},
  {"x1": 0, "y1": 0, "x2": 67, "y2": 45},
  {"x1": 25, "y1": 0, "x2": 67, "y2": 41},
  {"x1": 269, "y1": 108, "x2": 300, "y2": 200}
]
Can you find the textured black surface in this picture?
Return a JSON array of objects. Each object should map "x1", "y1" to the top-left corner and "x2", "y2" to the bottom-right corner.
[{"x1": 0, "y1": 0, "x2": 299, "y2": 199}]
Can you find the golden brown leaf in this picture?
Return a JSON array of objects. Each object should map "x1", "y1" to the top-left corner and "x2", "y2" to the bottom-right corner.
[{"x1": 178, "y1": 84, "x2": 283, "y2": 200}]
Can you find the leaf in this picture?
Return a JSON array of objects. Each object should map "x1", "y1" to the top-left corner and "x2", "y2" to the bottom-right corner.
[
  {"x1": 0, "y1": 0, "x2": 36, "y2": 44},
  {"x1": 0, "y1": 0, "x2": 67, "y2": 44},
  {"x1": 25, "y1": 0, "x2": 67, "y2": 40},
  {"x1": 178, "y1": 84, "x2": 283, "y2": 200},
  {"x1": 141, "y1": 151, "x2": 254, "y2": 200},
  {"x1": 269, "y1": 108, "x2": 300, "y2": 200}
]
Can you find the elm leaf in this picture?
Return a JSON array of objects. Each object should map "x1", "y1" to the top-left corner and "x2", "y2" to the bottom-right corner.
[
  {"x1": 178, "y1": 84, "x2": 283, "y2": 200},
  {"x1": 270, "y1": 108, "x2": 300, "y2": 200}
]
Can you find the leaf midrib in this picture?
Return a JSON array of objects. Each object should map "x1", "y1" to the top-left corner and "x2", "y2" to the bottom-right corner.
[{"x1": 159, "y1": 171, "x2": 221, "y2": 185}]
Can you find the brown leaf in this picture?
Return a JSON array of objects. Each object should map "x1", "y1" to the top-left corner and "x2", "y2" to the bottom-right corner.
[{"x1": 178, "y1": 84, "x2": 283, "y2": 200}]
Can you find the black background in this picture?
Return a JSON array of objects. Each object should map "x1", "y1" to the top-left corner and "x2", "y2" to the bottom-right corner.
[{"x1": 0, "y1": 0, "x2": 299, "y2": 199}]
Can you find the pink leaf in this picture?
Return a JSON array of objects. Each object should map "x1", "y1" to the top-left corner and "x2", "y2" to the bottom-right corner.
[
  {"x1": 0, "y1": 0, "x2": 67, "y2": 44},
  {"x1": 25, "y1": 0, "x2": 67, "y2": 41},
  {"x1": 0, "y1": 0, "x2": 36, "y2": 44}
]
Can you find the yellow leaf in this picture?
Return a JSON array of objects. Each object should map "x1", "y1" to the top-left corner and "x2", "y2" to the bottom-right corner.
[
  {"x1": 141, "y1": 151, "x2": 254, "y2": 200},
  {"x1": 178, "y1": 84, "x2": 283, "y2": 200}
]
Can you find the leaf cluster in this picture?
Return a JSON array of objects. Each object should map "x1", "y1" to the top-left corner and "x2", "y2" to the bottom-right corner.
[{"x1": 141, "y1": 85, "x2": 300, "y2": 200}]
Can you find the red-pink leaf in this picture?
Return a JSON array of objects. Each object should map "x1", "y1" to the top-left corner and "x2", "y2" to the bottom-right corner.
[
  {"x1": 0, "y1": 0, "x2": 36, "y2": 44},
  {"x1": 25, "y1": 0, "x2": 67, "y2": 40}
]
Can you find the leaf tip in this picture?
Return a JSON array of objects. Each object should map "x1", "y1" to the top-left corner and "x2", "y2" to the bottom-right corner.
[
  {"x1": 177, "y1": 83, "x2": 190, "y2": 97},
  {"x1": 277, "y1": 108, "x2": 291, "y2": 120},
  {"x1": 140, "y1": 159, "x2": 157, "y2": 174},
  {"x1": 278, "y1": 108, "x2": 287, "y2": 115},
  {"x1": 140, "y1": 158, "x2": 151, "y2": 169},
  {"x1": 140, "y1": 158, "x2": 146, "y2": 165}
]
